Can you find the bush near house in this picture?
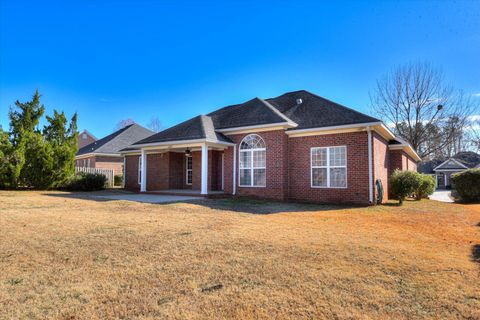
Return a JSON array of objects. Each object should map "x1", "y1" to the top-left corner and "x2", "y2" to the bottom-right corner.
[
  {"x1": 114, "y1": 175, "x2": 123, "y2": 186},
  {"x1": 65, "y1": 173, "x2": 107, "y2": 191},
  {"x1": 390, "y1": 170, "x2": 421, "y2": 205},
  {"x1": 390, "y1": 170, "x2": 435, "y2": 205},
  {"x1": 451, "y1": 169, "x2": 480, "y2": 202},
  {"x1": 416, "y1": 174, "x2": 436, "y2": 200}
]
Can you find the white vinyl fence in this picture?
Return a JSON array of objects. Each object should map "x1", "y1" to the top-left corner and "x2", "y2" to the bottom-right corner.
[{"x1": 75, "y1": 167, "x2": 114, "y2": 187}]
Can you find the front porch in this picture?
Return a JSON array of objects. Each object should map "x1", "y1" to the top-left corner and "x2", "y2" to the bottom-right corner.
[{"x1": 130, "y1": 141, "x2": 234, "y2": 195}]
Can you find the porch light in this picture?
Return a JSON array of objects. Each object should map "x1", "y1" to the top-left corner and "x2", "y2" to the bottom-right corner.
[{"x1": 185, "y1": 149, "x2": 191, "y2": 156}]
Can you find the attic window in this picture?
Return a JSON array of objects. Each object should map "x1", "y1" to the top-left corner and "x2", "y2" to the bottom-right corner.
[{"x1": 82, "y1": 133, "x2": 87, "y2": 139}]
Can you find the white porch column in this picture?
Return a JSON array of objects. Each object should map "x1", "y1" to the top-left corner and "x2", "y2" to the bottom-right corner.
[
  {"x1": 201, "y1": 143, "x2": 208, "y2": 195},
  {"x1": 367, "y1": 127, "x2": 373, "y2": 204},
  {"x1": 140, "y1": 149, "x2": 147, "y2": 192}
]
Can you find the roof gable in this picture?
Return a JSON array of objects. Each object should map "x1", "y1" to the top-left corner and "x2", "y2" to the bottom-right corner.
[
  {"x1": 434, "y1": 158, "x2": 469, "y2": 171},
  {"x1": 133, "y1": 115, "x2": 232, "y2": 145},
  {"x1": 77, "y1": 124, "x2": 153, "y2": 156},
  {"x1": 266, "y1": 90, "x2": 380, "y2": 130}
]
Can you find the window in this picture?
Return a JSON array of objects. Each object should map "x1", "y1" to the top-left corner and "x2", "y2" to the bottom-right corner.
[
  {"x1": 138, "y1": 157, "x2": 142, "y2": 185},
  {"x1": 239, "y1": 134, "x2": 266, "y2": 187},
  {"x1": 186, "y1": 155, "x2": 192, "y2": 185},
  {"x1": 87, "y1": 159, "x2": 90, "y2": 167},
  {"x1": 311, "y1": 146, "x2": 347, "y2": 188},
  {"x1": 82, "y1": 133, "x2": 87, "y2": 139}
]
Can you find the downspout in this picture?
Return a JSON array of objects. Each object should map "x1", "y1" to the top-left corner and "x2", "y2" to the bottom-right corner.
[
  {"x1": 367, "y1": 127, "x2": 373, "y2": 204},
  {"x1": 233, "y1": 144, "x2": 237, "y2": 195}
]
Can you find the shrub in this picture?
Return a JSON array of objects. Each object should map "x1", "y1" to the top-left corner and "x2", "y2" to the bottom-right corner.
[
  {"x1": 390, "y1": 170, "x2": 421, "y2": 205},
  {"x1": 114, "y1": 175, "x2": 123, "y2": 186},
  {"x1": 65, "y1": 173, "x2": 107, "y2": 191},
  {"x1": 415, "y1": 174, "x2": 436, "y2": 200},
  {"x1": 451, "y1": 169, "x2": 480, "y2": 202}
]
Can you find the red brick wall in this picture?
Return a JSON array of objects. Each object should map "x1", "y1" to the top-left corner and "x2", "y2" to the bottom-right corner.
[
  {"x1": 78, "y1": 133, "x2": 96, "y2": 149},
  {"x1": 288, "y1": 131, "x2": 370, "y2": 205},
  {"x1": 169, "y1": 152, "x2": 184, "y2": 189},
  {"x1": 95, "y1": 156, "x2": 124, "y2": 176},
  {"x1": 223, "y1": 130, "x2": 288, "y2": 201},
  {"x1": 125, "y1": 155, "x2": 140, "y2": 190},
  {"x1": 145, "y1": 153, "x2": 170, "y2": 190},
  {"x1": 389, "y1": 150, "x2": 417, "y2": 174},
  {"x1": 372, "y1": 132, "x2": 389, "y2": 202}
]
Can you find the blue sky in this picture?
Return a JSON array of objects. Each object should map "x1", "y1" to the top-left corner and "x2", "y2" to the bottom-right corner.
[{"x1": 1, "y1": 0, "x2": 479, "y2": 137}]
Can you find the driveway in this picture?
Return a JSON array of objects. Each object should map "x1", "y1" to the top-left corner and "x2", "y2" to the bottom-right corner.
[
  {"x1": 91, "y1": 192, "x2": 202, "y2": 204},
  {"x1": 429, "y1": 190, "x2": 453, "y2": 203}
]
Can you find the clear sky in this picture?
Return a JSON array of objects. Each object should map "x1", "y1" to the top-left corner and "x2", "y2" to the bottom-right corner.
[{"x1": 1, "y1": 0, "x2": 479, "y2": 137}]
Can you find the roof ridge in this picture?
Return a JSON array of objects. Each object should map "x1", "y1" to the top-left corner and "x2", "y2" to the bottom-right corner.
[
  {"x1": 301, "y1": 90, "x2": 380, "y2": 122},
  {"x1": 257, "y1": 97, "x2": 297, "y2": 126}
]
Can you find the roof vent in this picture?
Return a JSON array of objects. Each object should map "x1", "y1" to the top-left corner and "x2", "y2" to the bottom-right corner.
[{"x1": 296, "y1": 98, "x2": 303, "y2": 105}]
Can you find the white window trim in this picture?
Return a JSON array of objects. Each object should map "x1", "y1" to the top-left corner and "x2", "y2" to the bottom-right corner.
[
  {"x1": 310, "y1": 146, "x2": 348, "y2": 189},
  {"x1": 185, "y1": 155, "x2": 192, "y2": 185},
  {"x1": 138, "y1": 157, "x2": 142, "y2": 185},
  {"x1": 238, "y1": 135, "x2": 266, "y2": 188}
]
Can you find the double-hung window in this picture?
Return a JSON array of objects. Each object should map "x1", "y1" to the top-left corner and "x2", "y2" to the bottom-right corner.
[
  {"x1": 239, "y1": 134, "x2": 266, "y2": 187},
  {"x1": 311, "y1": 146, "x2": 347, "y2": 188},
  {"x1": 186, "y1": 155, "x2": 192, "y2": 185}
]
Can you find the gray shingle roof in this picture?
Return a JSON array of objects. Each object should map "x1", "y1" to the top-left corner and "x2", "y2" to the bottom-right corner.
[
  {"x1": 129, "y1": 90, "x2": 381, "y2": 145},
  {"x1": 77, "y1": 124, "x2": 154, "y2": 156},
  {"x1": 266, "y1": 90, "x2": 380, "y2": 130},
  {"x1": 208, "y1": 97, "x2": 291, "y2": 129},
  {"x1": 133, "y1": 115, "x2": 232, "y2": 145},
  {"x1": 418, "y1": 151, "x2": 480, "y2": 173}
]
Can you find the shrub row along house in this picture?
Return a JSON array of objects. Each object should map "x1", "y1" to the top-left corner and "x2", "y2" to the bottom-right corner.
[{"x1": 116, "y1": 90, "x2": 420, "y2": 205}]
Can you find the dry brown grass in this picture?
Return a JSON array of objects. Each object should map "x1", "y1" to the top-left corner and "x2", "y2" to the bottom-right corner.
[{"x1": 0, "y1": 191, "x2": 479, "y2": 320}]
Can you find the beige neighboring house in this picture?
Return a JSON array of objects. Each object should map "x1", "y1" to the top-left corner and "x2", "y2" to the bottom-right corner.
[
  {"x1": 418, "y1": 151, "x2": 480, "y2": 189},
  {"x1": 75, "y1": 124, "x2": 154, "y2": 176},
  {"x1": 78, "y1": 129, "x2": 97, "y2": 149}
]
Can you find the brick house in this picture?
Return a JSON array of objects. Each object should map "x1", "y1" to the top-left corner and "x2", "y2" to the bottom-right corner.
[
  {"x1": 77, "y1": 129, "x2": 97, "y2": 149},
  {"x1": 121, "y1": 90, "x2": 420, "y2": 204},
  {"x1": 75, "y1": 124, "x2": 153, "y2": 176}
]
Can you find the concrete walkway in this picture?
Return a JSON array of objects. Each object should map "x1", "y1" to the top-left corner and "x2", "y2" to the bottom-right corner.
[
  {"x1": 429, "y1": 190, "x2": 454, "y2": 203},
  {"x1": 92, "y1": 193, "x2": 202, "y2": 204}
]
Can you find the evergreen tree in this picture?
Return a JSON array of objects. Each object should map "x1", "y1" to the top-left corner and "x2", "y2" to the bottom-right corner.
[
  {"x1": 43, "y1": 111, "x2": 78, "y2": 187},
  {"x1": 9, "y1": 89, "x2": 45, "y2": 144},
  {"x1": 0, "y1": 90, "x2": 78, "y2": 189}
]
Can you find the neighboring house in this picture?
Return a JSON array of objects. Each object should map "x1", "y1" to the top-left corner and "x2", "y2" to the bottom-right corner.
[
  {"x1": 120, "y1": 90, "x2": 421, "y2": 205},
  {"x1": 75, "y1": 124, "x2": 154, "y2": 176},
  {"x1": 78, "y1": 129, "x2": 97, "y2": 149},
  {"x1": 418, "y1": 151, "x2": 480, "y2": 189}
]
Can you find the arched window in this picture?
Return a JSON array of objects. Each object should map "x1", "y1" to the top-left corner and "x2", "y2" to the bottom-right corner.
[{"x1": 239, "y1": 134, "x2": 266, "y2": 187}]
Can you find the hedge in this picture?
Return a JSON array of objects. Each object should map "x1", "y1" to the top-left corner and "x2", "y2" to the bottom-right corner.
[{"x1": 451, "y1": 169, "x2": 480, "y2": 202}]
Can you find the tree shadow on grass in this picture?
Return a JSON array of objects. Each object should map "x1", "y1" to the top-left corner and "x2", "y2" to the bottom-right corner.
[
  {"x1": 42, "y1": 191, "x2": 363, "y2": 215},
  {"x1": 472, "y1": 245, "x2": 480, "y2": 264},
  {"x1": 189, "y1": 197, "x2": 359, "y2": 215}
]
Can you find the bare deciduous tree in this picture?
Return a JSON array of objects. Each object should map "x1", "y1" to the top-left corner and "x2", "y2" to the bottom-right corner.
[
  {"x1": 114, "y1": 118, "x2": 135, "y2": 131},
  {"x1": 147, "y1": 116, "x2": 162, "y2": 133},
  {"x1": 370, "y1": 62, "x2": 475, "y2": 159}
]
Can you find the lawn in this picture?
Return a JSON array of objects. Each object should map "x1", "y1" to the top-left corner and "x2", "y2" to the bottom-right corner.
[{"x1": 0, "y1": 191, "x2": 479, "y2": 319}]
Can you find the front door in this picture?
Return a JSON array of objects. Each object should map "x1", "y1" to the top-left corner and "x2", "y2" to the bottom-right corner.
[{"x1": 436, "y1": 173, "x2": 445, "y2": 189}]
